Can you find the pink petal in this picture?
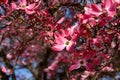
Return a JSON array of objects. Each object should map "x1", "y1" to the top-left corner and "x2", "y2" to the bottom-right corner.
[
  {"x1": 59, "y1": 36, "x2": 67, "y2": 43},
  {"x1": 104, "y1": 0, "x2": 113, "y2": 10},
  {"x1": 102, "y1": 66, "x2": 114, "y2": 71},
  {"x1": 54, "y1": 38, "x2": 64, "y2": 44},
  {"x1": 52, "y1": 44, "x2": 65, "y2": 51},
  {"x1": 91, "y1": 4, "x2": 101, "y2": 12},
  {"x1": 111, "y1": 41, "x2": 116, "y2": 48},
  {"x1": 115, "y1": 0, "x2": 120, "y2": 4},
  {"x1": 11, "y1": 2, "x2": 19, "y2": 10},
  {"x1": 54, "y1": 35, "x2": 67, "y2": 44},
  {"x1": 5, "y1": 0, "x2": 8, "y2": 4},
  {"x1": 85, "y1": 4, "x2": 102, "y2": 16},
  {"x1": 20, "y1": 0, "x2": 27, "y2": 6},
  {"x1": 107, "y1": 3, "x2": 116, "y2": 17},
  {"x1": 69, "y1": 64, "x2": 80, "y2": 72},
  {"x1": 57, "y1": 17, "x2": 65, "y2": 24},
  {"x1": 34, "y1": 1, "x2": 42, "y2": 9},
  {"x1": 1, "y1": 66, "x2": 7, "y2": 73},
  {"x1": 84, "y1": 5, "x2": 91, "y2": 11},
  {"x1": 86, "y1": 63, "x2": 93, "y2": 71},
  {"x1": 27, "y1": 3, "x2": 35, "y2": 9},
  {"x1": 25, "y1": 9, "x2": 35, "y2": 14}
]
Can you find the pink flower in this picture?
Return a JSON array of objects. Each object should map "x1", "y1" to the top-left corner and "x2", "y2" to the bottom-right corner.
[
  {"x1": 12, "y1": 0, "x2": 41, "y2": 14},
  {"x1": 85, "y1": 4, "x2": 102, "y2": 17},
  {"x1": 52, "y1": 34, "x2": 74, "y2": 51},
  {"x1": 1, "y1": 66, "x2": 7, "y2": 73},
  {"x1": 77, "y1": 13, "x2": 97, "y2": 27},
  {"x1": 1, "y1": 66, "x2": 13, "y2": 75},
  {"x1": 52, "y1": 27, "x2": 76, "y2": 51},
  {"x1": 102, "y1": 0, "x2": 116, "y2": 17},
  {"x1": 85, "y1": 0, "x2": 116, "y2": 17},
  {"x1": 69, "y1": 59, "x2": 86, "y2": 72}
]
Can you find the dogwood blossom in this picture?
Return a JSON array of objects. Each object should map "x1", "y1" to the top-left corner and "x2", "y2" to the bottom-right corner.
[
  {"x1": 85, "y1": 0, "x2": 116, "y2": 17},
  {"x1": 52, "y1": 33, "x2": 74, "y2": 51},
  {"x1": 69, "y1": 59, "x2": 86, "y2": 72},
  {"x1": 12, "y1": 0, "x2": 41, "y2": 14}
]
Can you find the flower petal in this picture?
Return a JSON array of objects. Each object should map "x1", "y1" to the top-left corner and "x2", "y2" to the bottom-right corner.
[
  {"x1": 27, "y1": 3, "x2": 35, "y2": 9},
  {"x1": 69, "y1": 64, "x2": 80, "y2": 72},
  {"x1": 20, "y1": 0, "x2": 27, "y2": 6},
  {"x1": 11, "y1": 2, "x2": 19, "y2": 10},
  {"x1": 25, "y1": 9, "x2": 35, "y2": 14},
  {"x1": 104, "y1": 0, "x2": 112, "y2": 10},
  {"x1": 52, "y1": 44, "x2": 65, "y2": 51},
  {"x1": 85, "y1": 4, "x2": 102, "y2": 16},
  {"x1": 91, "y1": 4, "x2": 101, "y2": 12},
  {"x1": 54, "y1": 34, "x2": 67, "y2": 44}
]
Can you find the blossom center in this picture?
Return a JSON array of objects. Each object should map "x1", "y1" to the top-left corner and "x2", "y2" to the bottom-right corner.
[
  {"x1": 65, "y1": 41, "x2": 70, "y2": 45},
  {"x1": 117, "y1": 6, "x2": 120, "y2": 9},
  {"x1": 80, "y1": 60, "x2": 84, "y2": 65},
  {"x1": 21, "y1": 5, "x2": 26, "y2": 8}
]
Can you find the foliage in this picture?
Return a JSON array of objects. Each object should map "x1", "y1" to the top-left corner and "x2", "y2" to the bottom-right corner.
[{"x1": 0, "y1": 0, "x2": 120, "y2": 80}]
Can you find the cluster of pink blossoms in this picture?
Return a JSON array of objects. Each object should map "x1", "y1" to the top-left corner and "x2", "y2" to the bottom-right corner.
[
  {"x1": 12, "y1": 0, "x2": 41, "y2": 14},
  {"x1": 0, "y1": 0, "x2": 120, "y2": 79},
  {"x1": 46, "y1": 0, "x2": 120, "y2": 79}
]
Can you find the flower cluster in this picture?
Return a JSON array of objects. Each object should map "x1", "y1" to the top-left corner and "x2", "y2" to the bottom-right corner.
[{"x1": 0, "y1": 0, "x2": 120, "y2": 80}]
